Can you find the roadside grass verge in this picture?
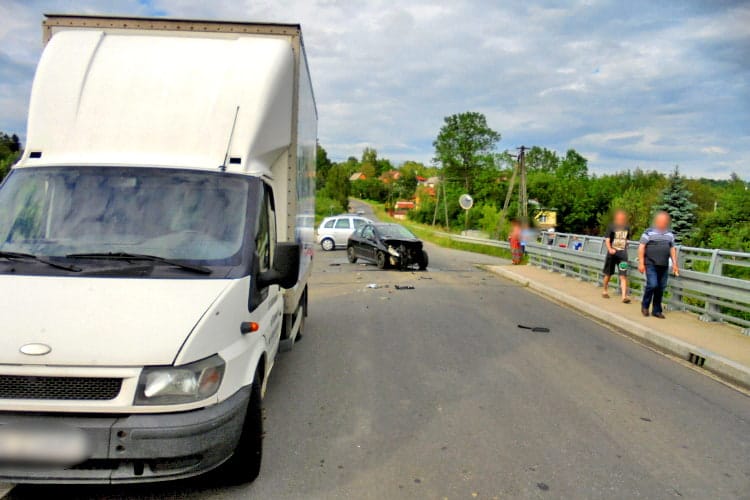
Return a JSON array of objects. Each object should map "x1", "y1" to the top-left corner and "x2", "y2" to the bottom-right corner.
[{"x1": 359, "y1": 199, "x2": 515, "y2": 261}]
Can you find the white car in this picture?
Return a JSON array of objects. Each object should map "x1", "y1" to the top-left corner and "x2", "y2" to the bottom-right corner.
[{"x1": 317, "y1": 215, "x2": 372, "y2": 251}]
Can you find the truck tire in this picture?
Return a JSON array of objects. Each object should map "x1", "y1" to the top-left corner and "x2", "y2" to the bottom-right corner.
[
  {"x1": 418, "y1": 250, "x2": 429, "y2": 270},
  {"x1": 295, "y1": 302, "x2": 305, "y2": 341},
  {"x1": 347, "y1": 246, "x2": 357, "y2": 263},
  {"x1": 320, "y1": 238, "x2": 335, "y2": 251},
  {"x1": 220, "y1": 372, "x2": 263, "y2": 484},
  {"x1": 297, "y1": 285, "x2": 308, "y2": 340},
  {"x1": 376, "y1": 251, "x2": 387, "y2": 269}
]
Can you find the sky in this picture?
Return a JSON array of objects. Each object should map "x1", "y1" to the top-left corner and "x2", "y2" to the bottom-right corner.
[{"x1": 1, "y1": 0, "x2": 748, "y2": 178}]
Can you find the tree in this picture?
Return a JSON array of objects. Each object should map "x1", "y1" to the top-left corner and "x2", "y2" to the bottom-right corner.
[
  {"x1": 360, "y1": 162, "x2": 376, "y2": 179},
  {"x1": 685, "y1": 179, "x2": 719, "y2": 214},
  {"x1": 341, "y1": 156, "x2": 360, "y2": 176},
  {"x1": 527, "y1": 149, "x2": 593, "y2": 233},
  {"x1": 525, "y1": 146, "x2": 559, "y2": 173},
  {"x1": 0, "y1": 132, "x2": 22, "y2": 181},
  {"x1": 361, "y1": 147, "x2": 377, "y2": 166},
  {"x1": 433, "y1": 112, "x2": 500, "y2": 192},
  {"x1": 351, "y1": 178, "x2": 387, "y2": 201},
  {"x1": 375, "y1": 158, "x2": 394, "y2": 176},
  {"x1": 603, "y1": 186, "x2": 656, "y2": 237},
  {"x1": 10, "y1": 134, "x2": 20, "y2": 153},
  {"x1": 393, "y1": 169, "x2": 418, "y2": 199},
  {"x1": 316, "y1": 143, "x2": 333, "y2": 188},
  {"x1": 477, "y1": 203, "x2": 502, "y2": 238},
  {"x1": 652, "y1": 167, "x2": 697, "y2": 243},
  {"x1": 324, "y1": 163, "x2": 351, "y2": 213},
  {"x1": 359, "y1": 147, "x2": 378, "y2": 178},
  {"x1": 689, "y1": 176, "x2": 750, "y2": 252}
]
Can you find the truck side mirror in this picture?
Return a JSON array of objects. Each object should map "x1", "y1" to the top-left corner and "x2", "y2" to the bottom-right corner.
[{"x1": 258, "y1": 242, "x2": 300, "y2": 290}]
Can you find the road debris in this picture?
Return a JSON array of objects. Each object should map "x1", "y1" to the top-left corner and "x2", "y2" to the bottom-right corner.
[
  {"x1": 517, "y1": 324, "x2": 550, "y2": 333},
  {"x1": 395, "y1": 285, "x2": 415, "y2": 290}
]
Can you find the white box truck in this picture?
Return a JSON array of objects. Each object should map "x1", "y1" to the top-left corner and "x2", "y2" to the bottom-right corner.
[{"x1": 0, "y1": 14, "x2": 316, "y2": 484}]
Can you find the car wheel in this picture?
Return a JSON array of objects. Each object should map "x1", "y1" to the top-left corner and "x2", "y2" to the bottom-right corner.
[
  {"x1": 217, "y1": 370, "x2": 263, "y2": 484},
  {"x1": 320, "y1": 238, "x2": 335, "y2": 251},
  {"x1": 347, "y1": 246, "x2": 358, "y2": 263},
  {"x1": 418, "y1": 250, "x2": 429, "y2": 270},
  {"x1": 376, "y1": 251, "x2": 387, "y2": 269}
]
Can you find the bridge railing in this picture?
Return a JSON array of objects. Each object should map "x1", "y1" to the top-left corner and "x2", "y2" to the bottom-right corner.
[{"x1": 436, "y1": 230, "x2": 750, "y2": 333}]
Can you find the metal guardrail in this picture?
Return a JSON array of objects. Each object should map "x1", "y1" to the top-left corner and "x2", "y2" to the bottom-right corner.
[{"x1": 436, "y1": 231, "x2": 750, "y2": 334}]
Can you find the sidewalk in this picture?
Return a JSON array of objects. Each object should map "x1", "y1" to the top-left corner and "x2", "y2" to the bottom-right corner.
[{"x1": 485, "y1": 264, "x2": 750, "y2": 390}]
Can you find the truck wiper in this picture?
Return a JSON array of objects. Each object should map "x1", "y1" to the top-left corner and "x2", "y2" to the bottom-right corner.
[
  {"x1": 0, "y1": 251, "x2": 82, "y2": 272},
  {"x1": 65, "y1": 252, "x2": 212, "y2": 275}
]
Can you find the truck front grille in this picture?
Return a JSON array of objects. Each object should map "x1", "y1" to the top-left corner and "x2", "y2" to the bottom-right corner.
[{"x1": 0, "y1": 375, "x2": 122, "y2": 401}]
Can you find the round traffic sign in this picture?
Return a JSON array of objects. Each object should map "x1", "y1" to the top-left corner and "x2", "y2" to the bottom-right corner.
[{"x1": 459, "y1": 194, "x2": 474, "y2": 210}]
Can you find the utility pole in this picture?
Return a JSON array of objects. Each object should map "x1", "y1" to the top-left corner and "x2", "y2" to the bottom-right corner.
[
  {"x1": 503, "y1": 146, "x2": 529, "y2": 220},
  {"x1": 517, "y1": 145, "x2": 529, "y2": 221},
  {"x1": 501, "y1": 156, "x2": 518, "y2": 215},
  {"x1": 497, "y1": 145, "x2": 530, "y2": 236},
  {"x1": 443, "y1": 179, "x2": 449, "y2": 230},
  {"x1": 432, "y1": 180, "x2": 440, "y2": 227}
]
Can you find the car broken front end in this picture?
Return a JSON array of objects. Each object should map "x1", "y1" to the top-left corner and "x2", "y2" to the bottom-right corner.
[{"x1": 384, "y1": 239, "x2": 424, "y2": 270}]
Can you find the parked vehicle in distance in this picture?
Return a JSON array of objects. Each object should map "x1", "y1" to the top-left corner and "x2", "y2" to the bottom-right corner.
[
  {"x1": 347, "y1": 223, "x2": 428, "y2": 270},
  {"x1": 0, "y1": 15, "x2": 316, "y2": 485},
  {"x1": 317, "y1": 215, "x2": 372, "y2": 251}
]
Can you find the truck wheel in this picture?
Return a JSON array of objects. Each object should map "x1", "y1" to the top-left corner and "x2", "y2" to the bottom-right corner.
[
  {"x1": 295, "y1": 302, "x2": 305, "y2": 341},
  {"x1": 220, "y1": 372, "x2": 263, "y2": 484},
  {"x1": 320, "y1": 238, "x2": 335, "y2": 251},
  {"x1": 347, "y1": 247, "x2": 357, "y2": 263},
  {"x1": 376, "y1": 251, "x2": 387, "y2": 269},
  {"x1": 418, "y1": 250, "x2": 429, "y2": 270}
]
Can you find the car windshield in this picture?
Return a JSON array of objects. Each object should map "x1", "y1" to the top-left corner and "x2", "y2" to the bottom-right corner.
[
  {"x1": 377, "y1": 224, "x2": 416, "y2": 239},
  {"x1": 0, "y1": 167, "x2": 251, "y2": 264}
]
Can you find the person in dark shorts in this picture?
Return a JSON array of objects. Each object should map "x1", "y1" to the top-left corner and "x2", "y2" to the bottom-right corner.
[
  {"x1": 602, "y1": 209, "x2": 631, "y2": 302},
  {"x1": 638, "y1": 211, "x2": 679, "y2": 318}
]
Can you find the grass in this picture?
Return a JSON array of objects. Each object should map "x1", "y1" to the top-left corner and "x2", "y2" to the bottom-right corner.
[{"x1": 361, "y1": 199, "x2": 515, "y2": 261}]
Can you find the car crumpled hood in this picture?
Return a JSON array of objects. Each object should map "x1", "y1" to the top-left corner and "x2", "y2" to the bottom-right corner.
[
  {"x1": 383, "y1": 238, "x2": 422, "y2": 248},
  {"x1": 0, "y1": 275, "x2": 232, "y2": 366}
]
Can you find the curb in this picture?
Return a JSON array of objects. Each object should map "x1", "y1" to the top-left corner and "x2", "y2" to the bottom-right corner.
[{"x1": 484, "y1": 265, "x2": 750, "y2": 390}]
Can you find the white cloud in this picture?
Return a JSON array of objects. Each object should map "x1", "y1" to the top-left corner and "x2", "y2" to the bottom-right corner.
[
  {"x1": 702, "y1": 146, "x2": 728, "y2": 155},
  {"x1": 0, "y1": 0, "x2": 748, "y2": 178}
]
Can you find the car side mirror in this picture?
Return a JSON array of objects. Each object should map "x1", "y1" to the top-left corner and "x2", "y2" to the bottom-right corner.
[{"x1": 258, "y1": 243, "x2": 300, "y2": 290}]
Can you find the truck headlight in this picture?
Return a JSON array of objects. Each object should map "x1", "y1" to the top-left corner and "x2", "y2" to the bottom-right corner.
[{"x1": 135, "y1": 355, "x2": 225, "y2": 405}]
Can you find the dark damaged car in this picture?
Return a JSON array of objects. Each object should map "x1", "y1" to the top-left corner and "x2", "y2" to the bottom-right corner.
[{"x1": 347, "y1": 223, "x2": 429, "y2": 270}]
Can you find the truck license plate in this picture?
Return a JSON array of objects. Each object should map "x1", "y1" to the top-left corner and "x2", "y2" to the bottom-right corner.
[{"x1": 0, "y1": 425, "x2": 90, "y2": 466}]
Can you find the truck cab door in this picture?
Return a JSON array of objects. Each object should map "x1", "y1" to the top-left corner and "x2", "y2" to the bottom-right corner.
[{"x1": 251, "y1": 185, "x2": 283, "y2": 365}]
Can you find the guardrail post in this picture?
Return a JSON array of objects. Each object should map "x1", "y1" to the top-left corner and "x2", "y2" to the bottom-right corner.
[
  {"x1": 700, "y1": 249, "x2": 722, "y2": 322},
  {"x1": 669, "y1": 247, "x2": 684, "y2": 311}
]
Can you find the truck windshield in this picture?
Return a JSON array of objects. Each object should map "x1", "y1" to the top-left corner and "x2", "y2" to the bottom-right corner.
[{"x1": 0, "y1": 167, "x2": 251, "y2": 266}]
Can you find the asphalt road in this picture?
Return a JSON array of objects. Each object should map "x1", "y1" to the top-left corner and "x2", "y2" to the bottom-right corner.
[{"x1": 9, "y1": 203, "x2": 750, "y2": 499}]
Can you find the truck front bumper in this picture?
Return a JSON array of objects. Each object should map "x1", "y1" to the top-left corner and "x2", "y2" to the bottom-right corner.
[{"x1": 0, "y1": 387, "x2": 250, "y2": 484}]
